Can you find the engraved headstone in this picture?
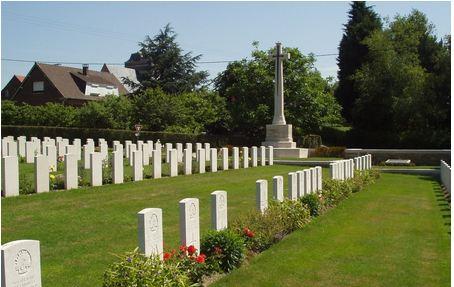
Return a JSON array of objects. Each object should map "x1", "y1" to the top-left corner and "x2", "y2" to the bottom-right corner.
[
  {"x1": 1, "y1": 240, "x2": 42, "y2": 287},
  {"x1": 256, "y1": 179, "x2": 268, "y2": 213},
  {"x1": 45, "y1": 145, "x2": 57, "y2": 171},
  {"x1": 138, "y1": 208, "x2": 163, "y2": 259},
  {"x1": 179, "y1": 198, "x2": 200, "y2": 251},
  {"x1": 211, "y1": 190, "x2": 227, "y2": 231}
]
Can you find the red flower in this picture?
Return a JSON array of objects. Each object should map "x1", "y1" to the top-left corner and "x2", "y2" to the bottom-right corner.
[
  {"x1": 243, "y1": 227, "x2": 254, "y2": 238},
  {"x1": 179, "y1": 245, "x2": 187, "y2": 253},
  {"x1": 187, "y1": 245, "x2": 197, "y2": 255},
  {"x1": 163, "y1": 252, "x2": 172, "y2": 261},
  {"x1": 196, "y1": 254, "x2": 206, "y2": 263}
]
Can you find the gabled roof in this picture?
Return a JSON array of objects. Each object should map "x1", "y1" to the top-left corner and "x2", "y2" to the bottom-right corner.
[
  {"x1": 14, "y1": 75, "x2": 25, "y2": 82},
  {"x1": 24, "y1": 63, "x2": 127, "y2": 101},
  {"x1": 101, "y1": 64, "x2": 140, "y2": 93}
]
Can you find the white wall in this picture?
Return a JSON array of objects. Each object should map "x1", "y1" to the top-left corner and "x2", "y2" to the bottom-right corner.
[{"x1": 85, "y1": 83, "x2": 119, "y2": 97}]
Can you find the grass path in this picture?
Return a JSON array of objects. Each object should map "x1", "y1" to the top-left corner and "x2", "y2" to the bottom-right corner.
[
  {"x1": 212, "y1": 173, "x2": 450, "y2": 287},
  {"x1": 2, "y1": 164, "x2": 314, "y2": 287}
]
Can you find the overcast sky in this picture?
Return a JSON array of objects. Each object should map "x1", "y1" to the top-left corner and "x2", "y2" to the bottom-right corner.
[{"x1": 1, "y1": 1, "x2": 451, "y2": 88}]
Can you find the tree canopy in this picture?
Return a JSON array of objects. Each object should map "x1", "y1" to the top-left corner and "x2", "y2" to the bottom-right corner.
[
  {"x1": 335, "y1": 1, "x2": 382, "y2": 123},
  {"x1": 132, "y1": 24, "x2": 209, "y2": 94},
  {"x1": 214, "y1": 43, "x2": 342, "y2": 138}
]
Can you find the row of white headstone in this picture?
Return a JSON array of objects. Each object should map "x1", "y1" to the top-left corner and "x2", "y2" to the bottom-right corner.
[
  {"x1": 1, "y1": 136, "x2": 275, "y2": 197},
  {"x1": 139, "y1": 165, "x2": 323, "y2": 261},
  {"x1": 329, "y1": 154, "x2": 372, "y2": 181},
  {"x1": 0, "y1": 165, "x2": 323, "y2": 285},
  {"x1": 440, "y1": 160, "x2": 451, "y2": 195}
]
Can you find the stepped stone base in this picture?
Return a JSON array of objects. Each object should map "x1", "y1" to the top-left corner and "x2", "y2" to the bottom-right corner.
[{"x1": 261, "y1": 124, "x2": 308, "y2": 158}]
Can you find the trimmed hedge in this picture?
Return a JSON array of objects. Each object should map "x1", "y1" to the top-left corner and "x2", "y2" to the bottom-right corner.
[{"x1": 1, "y1": 125, "x2": 258, "y2": 147}]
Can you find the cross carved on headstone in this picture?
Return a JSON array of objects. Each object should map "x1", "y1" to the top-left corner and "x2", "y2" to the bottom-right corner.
[{"x1": 269, "y1": 42, "x2": 290, "y2": 125}]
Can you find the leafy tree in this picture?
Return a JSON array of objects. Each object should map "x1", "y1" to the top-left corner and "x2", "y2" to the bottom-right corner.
[
  {"x1": 131, "y1": 24, "x2": 208, "y2": 94},
  {"x1": 130, "y1": 88, "x2": 228, "y2": 134},
  {"x1": 352, "y1": 10, "x2": 450, "y2": 147},
  {"x1": 335, "y1": 1, "x2": 382, "y2": 123},
  {"x1": 214, "y1": 44, "x2": 342, "y2": 138}
]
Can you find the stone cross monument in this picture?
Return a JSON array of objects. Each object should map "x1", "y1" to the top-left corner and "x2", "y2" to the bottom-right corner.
[{"x1": 262, "y1": 42, "x2": 307, "y2": 158}]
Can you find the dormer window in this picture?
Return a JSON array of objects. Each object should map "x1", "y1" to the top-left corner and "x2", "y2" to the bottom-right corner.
[{"x1": 33, "y1": 81, "x2": 44, "y2": 92}]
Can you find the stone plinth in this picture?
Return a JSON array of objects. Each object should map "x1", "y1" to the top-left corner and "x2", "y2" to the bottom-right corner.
[{"x1": 262, "y1": 124, "x2": 308, "y2": 159}]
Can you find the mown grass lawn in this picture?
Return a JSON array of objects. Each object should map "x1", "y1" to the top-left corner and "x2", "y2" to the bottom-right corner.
[
  {"x1": 212, "y1": 173, "x2": 450, "y2": 287},
  {"x1": 2, "y1": 164, "x2": 318, "y2": 287}
]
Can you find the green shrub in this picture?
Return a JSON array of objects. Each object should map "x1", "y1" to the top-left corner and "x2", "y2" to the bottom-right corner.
[
  {"x1": 50, "y1": 174, "x2": 65, "y2": 191},
  {"x1": 102, "y1": 249, "x2": 190, "y2": 287},
  {"x1": 300, "y1": 193, "x2": 322, "y2": 217},
  {"x1": 230, "y1": 200, "x2": 310, "y2": 252},
  {"x1": 19, "y1": 174, "x2": 34, "y2": 195},
  {"x1": 201, "y1": 229, "x2": 245, "y2": 273}
]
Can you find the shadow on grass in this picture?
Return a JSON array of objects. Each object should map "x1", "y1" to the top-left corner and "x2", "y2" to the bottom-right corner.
[{"x1": 415, "y1": 175, "x2": 450, "y2": 235}]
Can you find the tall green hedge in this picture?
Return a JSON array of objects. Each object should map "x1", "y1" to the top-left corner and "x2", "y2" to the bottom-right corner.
[{"x1": 1, "y1": 125, "x2": 258, "y2": 147}]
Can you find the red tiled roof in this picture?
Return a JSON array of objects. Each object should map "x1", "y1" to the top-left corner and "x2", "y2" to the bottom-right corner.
[{"x1": 14, "y1": 75, "x2": 25, "y2": 82}]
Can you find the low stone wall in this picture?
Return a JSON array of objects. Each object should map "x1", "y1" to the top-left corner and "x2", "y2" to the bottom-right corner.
[{"x1": 344, "y1": 149, "x2": 451, "y2": 165}]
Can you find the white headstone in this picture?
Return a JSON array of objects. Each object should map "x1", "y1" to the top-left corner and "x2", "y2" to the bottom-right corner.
[
  {"x1": 64, "y1": 153, "x2": 78, "y2": 190},
  {"x1": 256, "y1": 180, "x2": 268, "y2": 214},
  {"x1": 304, "y1": 169, "x2": 312, "y2": 195},
  {"x1": 232, "y1": 147, "x2": 239, "y2": 169},
  {"x1": 204, "y1": 143, "x2": 210, "y2": 160},
  {"x1": 211, "y1": 190, "x2": 227, "y2": 231},
  {"x1": 251, "y1": 146, "x2": 258, "y2": 167},
  {"x1": 183, "y1": 147, "x2": 192, "y2": 175},
  {"x1": 35, "y1": 155, "x2": 49, "y2": 193},
  {"x1": 129, "y1": 144, "x2": 137, "y2": 166},
  {"x1": 165, "y1": 143, "x2": 172, "y2": 163},
  {"x1": 316, "y1": 166, "x2": 322, "y2": 191},
  {"x1": 7, "y1": 141, "x2": 17, "y2": 157},
  {"x1": 90, "y1": 152, "x2": 103, "y2": 187},
  {"x1": 329, "y1": 163, "x2": 335, "y2": 179},
  {"x1": 221, "y1": 148, "x2": 229, "y2": 170},
  {"x1": 210, "y1": 148, "x2": 217, "y2": 172},
  {"x1": 45, "y1": 144, "x2": 57, "y2": 171},
  {"x1": 273, "y1": 176, "x2": 284, "y2": 202},
  {"x1": 1, "y1": 240, "x2": 42, "y2": 287},
  {"x1": 2, "y1": 156, "x2": 19, "y2": 197},
  {"x1": 169, "y1": 149, "x2": 178, "y2": 177},
  {"x1": 288, "y1": 172, "x2": 297, "y2": 200},
  {"x1": 311, "y1": 168, "x2": 317, "y2": 191},
  {"x1": 73, "y1": 138, "x2": 82, "y2": 160},
  {"x1": 83, "y1": 144, "x2": 94, "y2": 169},
  {"x1": 17, "y1": 137, "x2": 26, "y2": 157},
  {"x1": 138, "y1": 208, "x2": 163, "y2": 259},
  {"x1": 142, "y1": 143, "x2": 150, "y2": 166},
  {"x1": 197, "y1": 149, "x2": 205, "y2": 174},
  {"x1": 133, "y1": 150, "x2": 143, "y2": 181},
  {"x1": 25, "y1": 141, "x2": 35, "y2": 163},
  {"x1": 260, "y1": 146, "x2": 266, "y2": 166},
  {"x1": 179, "y1": 198, "x2": 200, "y2": 251},
  {"x1": 185, "y1": 143, "x2": 192, "y2": 154},
  {"x1": 242, "y1": 147, "x2": 249, "y2": 168},
  {"x1": 112, "y1": 150, "x2": 124, "y2": 184},
  {"x1": 176, "y1": 143, "x2": 183, "y2": 162},
  {"x1": 296, "y1": 171, "x2": 304, "y2": 197},
  {"x1": 267, "y1": 146, "x2": 274, "y2": 165},
  {"x1": 153, "y1": 146, "x2": 162, "y2": 179}
]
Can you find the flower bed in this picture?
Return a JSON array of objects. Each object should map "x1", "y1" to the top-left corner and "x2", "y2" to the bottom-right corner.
[{"x1": 103, "y1": 170, "x2": 380, "y2": 286}]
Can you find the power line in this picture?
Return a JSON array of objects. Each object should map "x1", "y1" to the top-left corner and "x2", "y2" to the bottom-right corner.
[{"x1": 1, "y1": 53, "x2": 337, "y2": 66}]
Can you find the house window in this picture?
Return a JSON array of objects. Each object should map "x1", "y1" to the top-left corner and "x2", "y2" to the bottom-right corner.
[{"x1": 33, "y1": 81, "x2": 44, "y2": 92}]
